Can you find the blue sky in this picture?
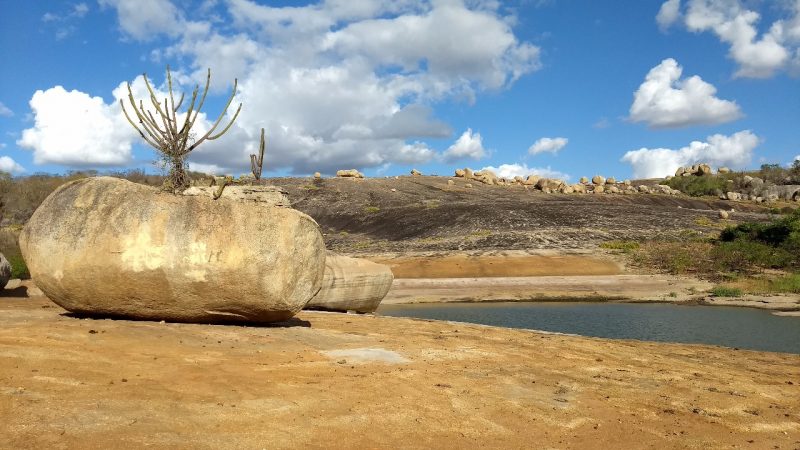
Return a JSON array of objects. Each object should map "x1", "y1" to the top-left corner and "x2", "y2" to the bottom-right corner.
[{"x1": 0, "y1": 0, "x2": 798, "y2": 181}]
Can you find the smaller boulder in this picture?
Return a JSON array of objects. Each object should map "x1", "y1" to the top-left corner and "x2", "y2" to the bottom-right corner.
[
  {"x1": 0, "y1": 253, "x2": 11, "y2": 289},
  {"x1": 305, "y1": 253, "x2": 394, "y2": 313},
  {"x1": 580, "y1": 176, "x2": 589, "y2": 184},
  {"x1": 593, "y1": 185, "x2": 605, "y2": 194},
  {"x1": 411, "y1": 169, "x2": 422, "y2": 176},
  {"x1": 314, "y1": 172, "x2": 322, "y2": 179},
  {"x1": 606, "y1": 177, "x2": 616, "y2": 185},
  {"x1": 454, "y1": 169, "x2": 466, "y2": 177},
  {"x1": 592, "y1": 175, "x2": 605, "y2": 185},
  {"x1": 719, "y1": 210, "x2": 729, "y2": 219},
  {"x1": 447, "y1": 179, "x2": 455, "y2": 186},
  {"x1": 717, "y1": 167, "x2": 731, "y2": 174}
]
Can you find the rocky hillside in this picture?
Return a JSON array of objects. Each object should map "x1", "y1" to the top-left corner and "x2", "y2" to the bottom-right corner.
[{"x1": 270, "y1": 175, "x2": 776, "y2": 254}]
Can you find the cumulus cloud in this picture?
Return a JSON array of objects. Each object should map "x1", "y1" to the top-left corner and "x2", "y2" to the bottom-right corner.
[
  {"x1": 16, "y1": 81, "x2": 152, "y2": 167},
  {"x1": 86, "y1": 0, "x2": 539, "y2": 174},
  {"x1": 99, "y1": 0, "x2": 183, "y2": 41},
  {"x1": 480, "y1": 163, "x2": 569, "y2": 181},
  {"x1": 657, "y1": 0, "x2": 800, "y2": 78},
  {"x1": 442, "y1": 129, "x2": 487, "y2": 162},
  {"x1": 0, "y1": 102, "x2": 12, "y2": 117},
  {"x1": 0, "y1": 156, "x2": 25, "y2": 174},
  {"x1": 630, "y1": 58, "x2": 742, "y2": 128},
  {"x1": 656, "y1": 0, "x2": 681, "y2": 30},
  {"x1": 528, "y1": 137, "x2": 568, "y2": 155},
  {"x1": 621, "y1": 130, "x2": 759, "y2": 178}
]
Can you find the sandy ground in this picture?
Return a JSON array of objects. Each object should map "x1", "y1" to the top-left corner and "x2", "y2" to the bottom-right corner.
[{"x1": 1, "y1": 295, "x2": 799, "y2": 449}]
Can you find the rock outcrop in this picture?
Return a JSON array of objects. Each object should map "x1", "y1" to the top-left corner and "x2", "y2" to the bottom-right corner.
[
  {"x1": 182, "y1": 185, "x2": 290, "y2": 206},
  {"x1": 20, "y1": 177, "x2": 326, "y2": 324},
  {"x1": 337, "y1": 169, "x2": 364, "y2": 178},
  {"x1": 305, "y1": 253, "x2": 393, "y2": 313},
  {"x1": 0, "y1": 253, "x2": 10, "y2": 289}
]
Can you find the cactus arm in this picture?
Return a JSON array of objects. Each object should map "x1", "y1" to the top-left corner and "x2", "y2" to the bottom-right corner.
[
  {"x1": 187, "y1": 78, "x2": 241, "y2": 151},
  {"x1": 120, "y1": 99, "x2": 161, "y2": 150},
  {"x1": 250, "y1": 127, "x2": 265, "y2": 180}
]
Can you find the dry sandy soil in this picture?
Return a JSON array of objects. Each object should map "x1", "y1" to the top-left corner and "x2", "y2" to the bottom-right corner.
[{"x1": 1, "y1": 296, "x2": 799, "y2": 449}]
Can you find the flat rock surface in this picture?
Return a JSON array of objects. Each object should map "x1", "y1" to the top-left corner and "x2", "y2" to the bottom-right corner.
[{"x1": 1, "y1": 297, "x2": 798, "y2": 449}]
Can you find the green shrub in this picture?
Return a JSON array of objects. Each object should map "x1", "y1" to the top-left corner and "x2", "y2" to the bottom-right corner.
[
  {"x1": 769, "y1": 273, "x2": 800, "y2": 294},
  {"x1": 710, "y1": 286, "x2": 743, "y2": 297},
  {"x1": 662, "y1": 174, "x2": 730, "y2": 197},
  {"x1": 600, "y1": 240, "x2": 640, "y2": 253},
  {"x1": 6, "y1": 253, "x2": 29, "y2": 279}
]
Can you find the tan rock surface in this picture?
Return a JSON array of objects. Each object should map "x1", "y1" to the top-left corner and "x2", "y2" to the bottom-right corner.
[
  {"x1": 182, "y1": 185, "x2": 290, "y2": 206},
  {"x1": 306, "y1": 253, "x2": 394, "y2": 313},
  {"x1": 20, "y1": 177, "x2": 326, "y2": 323},
  {"x1": 0, "y1": 296, "x2": 798, "y2": 449}
]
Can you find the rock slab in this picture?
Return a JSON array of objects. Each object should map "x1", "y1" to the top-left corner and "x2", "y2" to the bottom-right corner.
[
  {"x1": 20, "y1": 177, "x2": 326, "y2": 323},
  {"x1": 305, "y1": 253, "x2": 393, "y2": 313}
]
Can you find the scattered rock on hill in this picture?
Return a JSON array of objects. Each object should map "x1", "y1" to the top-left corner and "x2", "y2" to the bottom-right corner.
[
  {"x1": 592, "y1": 176, "x2": 605, "y2": 185},
  {"x1": 20, "y1": 177, "x2": 326, "y2": 324},
  {"x1": 580, "y1": 176, "x2": 589, "y2": 184},
  {"x1": 411, "y1": 169, "x2": 422, "y2": 176}
]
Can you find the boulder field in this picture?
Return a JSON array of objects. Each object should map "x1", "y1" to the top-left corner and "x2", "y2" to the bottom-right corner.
[{"x1": 20, "y1": 177, "x2": 326, "y2": 323}]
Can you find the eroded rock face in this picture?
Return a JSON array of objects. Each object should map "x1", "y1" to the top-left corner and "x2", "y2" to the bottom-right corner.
[
  {"x1": 306, "y1": 253, "x2": 393, "y2": 313},
  {"x1": 20, "y1": 177, "x2": 326, "y2": 323},
  {"x1": 0, "y1": 253, "x2": 11, "y2": 289}
]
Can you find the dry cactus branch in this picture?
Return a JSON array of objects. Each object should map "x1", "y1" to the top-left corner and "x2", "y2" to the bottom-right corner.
[
  {"x1": 120, "y1": 66, "x2": 242, "y2": 191},
  {"x1": 250, "y1": 128, "x2": 266, "y2": 181}
]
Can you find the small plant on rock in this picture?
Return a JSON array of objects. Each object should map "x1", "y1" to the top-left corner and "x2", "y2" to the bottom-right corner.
[{"x1": 120, "y1": 66, "x2": 242, "y2": 192}]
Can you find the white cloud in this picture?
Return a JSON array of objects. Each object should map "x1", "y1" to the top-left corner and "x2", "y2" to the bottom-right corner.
[
  {"x1": 442, "y1": 129, "x2": 487, "y2": 162},
  {"x1": 630, "y1": 58, "x2": 742, "y2": 128},
  {"x1": 0, "y1": 102, "x2": 12, "y2": 117},
  {"x1": 659, "y1": 0, "x2": 800, "y2": 78},
  {"x1": 621, "y1": 130, "x2": 759, "y2": 178},
  {"x1": 480, "y1": 163, "x2": 569, "y2": 181},
  {"x1": 17, "y1": 85, "x2": 140, "y2": 167},
  {"x1": 0, "y1": 156, "x2": 25, "y2": 174},
  {"x1": 99, "y1": 0, "x2": 183, "y2": 41},
  {"x1": 657, "y1": 0, "x2": 681, "y2": 30},
  {"x1": 528, "y1": 137, "x2": 568, "y2": 155},
  {"x1": 39, "y1": 0, "x2": 538, "y2": 174}
]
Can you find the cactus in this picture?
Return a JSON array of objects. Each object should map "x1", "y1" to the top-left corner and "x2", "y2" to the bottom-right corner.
[
  {"x1": 213, "y1": 175, "x2": 234, "y2": 200},
  {"x1": 120, "y1": 66, "x2": 242, "y2": 192},
  {"x1": 250, "y1": 128, "x2": 266, "y2": 181}
]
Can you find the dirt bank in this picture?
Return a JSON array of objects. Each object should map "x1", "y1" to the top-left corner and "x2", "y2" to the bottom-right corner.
[
  {"x1": 1, "y1": 296, "x2": 798, "y2": 449},
  {"x1": 382, "y1": 274, "x2": 711, "y2": 304},
  {"x1": 370, "y1": 252, "x2": 623, "y2": 278}
]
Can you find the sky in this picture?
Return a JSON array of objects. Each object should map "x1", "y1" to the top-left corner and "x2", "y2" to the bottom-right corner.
[{"x1": 0, "y1": 0, "x2": 798, "y2": 181}]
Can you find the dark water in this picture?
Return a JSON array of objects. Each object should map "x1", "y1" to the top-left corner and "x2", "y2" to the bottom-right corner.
[{"x1": 378, "y1": 302, "x2": 800, "y2": 354}]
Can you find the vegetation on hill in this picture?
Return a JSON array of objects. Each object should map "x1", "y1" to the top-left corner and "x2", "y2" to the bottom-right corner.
[
  {"x1": 626, "y1": 208, "x2": 800, "y2": 294},
  {"x1": 661, "y1": 161, "x2": 800, "y2": 198}
]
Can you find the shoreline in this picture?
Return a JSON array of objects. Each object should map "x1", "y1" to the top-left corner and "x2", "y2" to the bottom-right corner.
[{"x1": 382, "y1": 275, "x2": 800, "y2": 314}]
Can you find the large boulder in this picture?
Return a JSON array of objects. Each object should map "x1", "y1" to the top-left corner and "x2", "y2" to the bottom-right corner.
[
  {"x1": 20, "y1": 177, "x2": 326, "y2": 324},
  {"x1": 454, "y1": 169, "x2": 466, "y2": 178},
  {"x1": 336, "y1": 169, "x2": 364, "y2": 178},
  {"x1": 305, "y1": 253, "x2": 393, "y2": 313},
  {"x1": 0, "y1": 253, "x2": 10, "y2": 289},
  {"x1": 592, "y1": 175, "x2": 605, "y2": 185},
  {"x1": 536, "y1": 178, "x2": 564, "y2": 191}
]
